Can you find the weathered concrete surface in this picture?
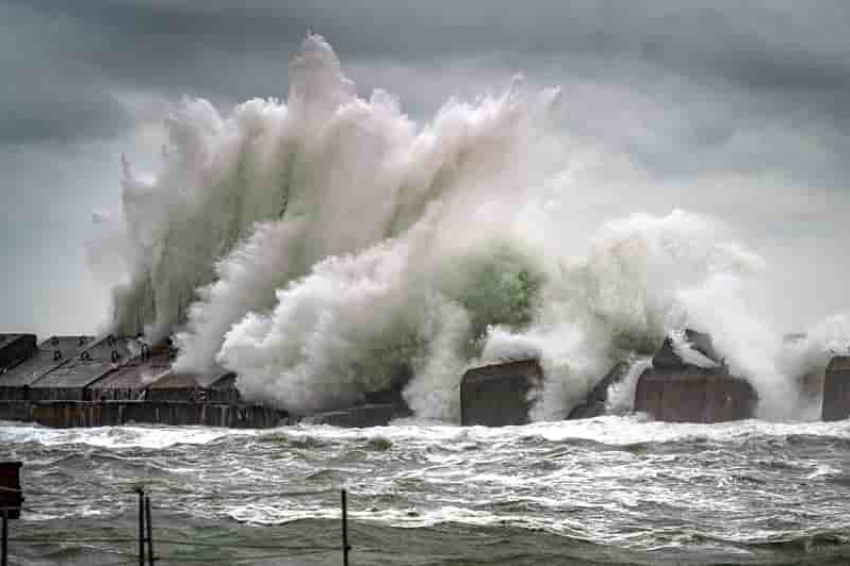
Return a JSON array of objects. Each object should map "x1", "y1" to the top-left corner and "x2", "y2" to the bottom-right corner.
[
  {"x1": 146, "y1": 365, "x2": 235, "y2": 403},
  {"x1": 24, "y1": 400, "x2": 290, "y2": 428},
  {"x1": 568, "y1": 362, "x2": 630, "y2": 420},
  {"x1": 0, "y1": 336, "x2": 94, "y2": 400},
  {"x1": 306, "y1": 403, "x2": 412, "y2": 428},
  {"x1": 87, "y1": 341, "x2": 173, "y2": 401},
  {"x1": 635, "y1": 366, "x2": 757, "y2": 422},
  {"x1": 634, "y1": 330, "x2": 756, "y2": 423},
  {"x1": 0, "y1": 400, "x2": 34, "y2": 421},
  {"x1": 460, "y1": 359, "x2": 543, "y2": 426},
  {"x1": 823, "y1": 356, "x2": 850, "y2": 421},
  {"x1": 205, "y1": 373, "x2": 243, "y2": 404},
  {"x1": 28, "y1": 336, "x2": 132, "y2": 401},
  {"x1": 0, "y1": 334, "x2": 37, "y2": 371}
]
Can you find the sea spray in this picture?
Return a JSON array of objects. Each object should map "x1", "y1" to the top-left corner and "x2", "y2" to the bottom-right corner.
[{"x1": 94, "y1": 33, "x2": 850, "y2": 420}]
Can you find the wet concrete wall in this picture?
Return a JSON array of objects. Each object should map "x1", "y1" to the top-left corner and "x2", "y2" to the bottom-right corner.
[
  {"x1": 634, "y1": 366, "x2": 757, "y2": 422},
  {"x1": 823, "y1": 356, "x2": 850, "y2": 421},
  {"x1": 633, "y1": 330, "x2": 757, "y2": 423},
  {"x1": 460, "y1": 360, "x2": 543, "y2": 426},
  {"x1": 8, "y1": 400, "x2": 291, "y2": 428}
]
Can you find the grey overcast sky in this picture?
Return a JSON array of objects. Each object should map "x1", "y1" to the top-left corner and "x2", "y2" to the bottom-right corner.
[{"x1": 1, "y1": 0, "x2": 848, "y2": 336}]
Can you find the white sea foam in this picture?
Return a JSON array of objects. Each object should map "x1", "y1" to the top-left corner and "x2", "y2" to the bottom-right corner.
[{"x1": 92, "y1": 34, "x2": 850, "y2": 421}]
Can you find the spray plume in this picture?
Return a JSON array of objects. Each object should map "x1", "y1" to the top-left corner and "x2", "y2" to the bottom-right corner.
[{"x1": 96, "y1": 34, "x2": 850, "y2": 420}]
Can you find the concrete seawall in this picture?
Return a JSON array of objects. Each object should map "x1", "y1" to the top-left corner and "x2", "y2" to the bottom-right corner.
[
  {"x1": 0, "y1": 400, "x2": 290, "y2": 428},
  {"x1": 0, "y1": 329, "x2": 844, "y2": 428}
]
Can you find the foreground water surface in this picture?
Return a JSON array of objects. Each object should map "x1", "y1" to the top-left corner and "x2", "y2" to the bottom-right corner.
[{"x1": 2, "y1": 416, "x2": 850, "y2": 565}]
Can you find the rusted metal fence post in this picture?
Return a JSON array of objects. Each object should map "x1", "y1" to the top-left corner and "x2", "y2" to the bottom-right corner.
[
  {"x1": 341, "y1": 489, "x2": 350, "y2": 566},
  {"x1": 2, "y1": 509, "x2": 7, "y2": 566},
  {"x1": 145, "y1": 495, "x2": 155, "y2": 566},
  {"x1": 135, "y1": 487, "x2": 145, "y2": 566}
]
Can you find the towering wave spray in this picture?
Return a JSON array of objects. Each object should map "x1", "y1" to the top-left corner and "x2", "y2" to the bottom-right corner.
[{"x1": 98, "y1": 34, "x2": 850, "y2": 421}]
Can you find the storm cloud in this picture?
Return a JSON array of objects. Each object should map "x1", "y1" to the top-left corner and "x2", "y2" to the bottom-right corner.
[{"x1": 1, "y1": 0, "x2": 848, "y2": 335}]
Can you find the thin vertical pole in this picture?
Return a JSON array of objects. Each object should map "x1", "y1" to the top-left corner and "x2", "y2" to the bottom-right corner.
[
  {"x1": 341, "y1": 489, "x2": 350, "y2": 566},
  {"x1": 145, "y1": 496, "x2": 155, "y2": 566},
  {"x1": 2, "y1": 510, "x2": 8, "y2": 566},
  {"x1": 136, "y1": 488, "x2": 145, "y2": 566}
]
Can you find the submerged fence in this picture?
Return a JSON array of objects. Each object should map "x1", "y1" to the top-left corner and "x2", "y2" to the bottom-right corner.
[{"x1": 1, "y1": 464, "x2": 356, "y2": 566}]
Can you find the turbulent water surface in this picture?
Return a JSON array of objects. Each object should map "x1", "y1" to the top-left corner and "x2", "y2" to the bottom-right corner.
[{"x1": 3, "y1": 418, "x2": 850, "y2": 565}]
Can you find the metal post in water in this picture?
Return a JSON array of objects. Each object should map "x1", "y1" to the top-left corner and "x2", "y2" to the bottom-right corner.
[
  {"x1": 341, "y1": 489, "x2": 350, "y2": 566},
  {"x1": 135, "y1": 487, "x2": 145, "y2": 566},
  {"x1": 2, "y1": 510, "x2": 7, "y2": 566},
  {"x1": 145, "y1": 495, "x2": 155, "y2": 566}
]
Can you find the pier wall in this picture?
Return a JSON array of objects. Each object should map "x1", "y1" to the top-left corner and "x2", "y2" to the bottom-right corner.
[{"x1": 1, "y1": 400, "x2": 289, "y2": 428}]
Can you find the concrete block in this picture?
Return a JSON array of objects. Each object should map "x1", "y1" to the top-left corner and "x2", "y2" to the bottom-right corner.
[
  {"x1": 0, "y1": 334, "x2": 37, "y2": 371},
  {"x1": 29, "y1": 335, "x2": 132, "y2": 400},
  {"x1": 634, "y1": 365, "x2": 757, "y2": 423},
  {"x1": 460, "y1": 359, "x2": 543, "y2": 426},
  {"x1": 87, "y1": 341, "x2": 173, "y2": 401},
  {"x1": 146, "y1": 363, "x2": 233, "y2": 403},
  {"x1": 0, "y1": 336, "x2": 93, "y2": 397},
  {"x1": 823, "y1": 356, "x2": 850, "y2": 421}
]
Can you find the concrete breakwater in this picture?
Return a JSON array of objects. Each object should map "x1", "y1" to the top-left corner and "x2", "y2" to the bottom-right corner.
[
  {"x1": 0, "y1": 333, "x2": 291, "y2": 428},
  {"x1": 1, "y1": 330, "x2": 849, "y2": 428},
  {"x1": 0, "y1": 399, "x2": 287, "y2": 428}
]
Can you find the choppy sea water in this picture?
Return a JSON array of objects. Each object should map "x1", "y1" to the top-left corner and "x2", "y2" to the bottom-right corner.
[{"x1": 2, "y1": 416, "x2": 850, "y2": 565}]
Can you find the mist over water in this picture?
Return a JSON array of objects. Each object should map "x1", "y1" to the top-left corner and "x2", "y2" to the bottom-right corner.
[{"x1": 93, "y1": 34, "x2": 850, "y2": 420}]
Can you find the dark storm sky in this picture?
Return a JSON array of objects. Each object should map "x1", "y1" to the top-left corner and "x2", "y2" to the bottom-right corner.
[{"x1": 1, "y1": 0, "x2": 848, "y2": 335}]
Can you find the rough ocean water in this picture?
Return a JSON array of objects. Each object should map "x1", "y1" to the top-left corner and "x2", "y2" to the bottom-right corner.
[{"x1": 3, "y1": 418, "x2": 850, "y2": 565}]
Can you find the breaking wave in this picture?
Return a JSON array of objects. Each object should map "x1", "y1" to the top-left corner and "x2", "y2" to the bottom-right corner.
[{"x1": 93, "y1": 34, "x2": 850, "y2": 420}]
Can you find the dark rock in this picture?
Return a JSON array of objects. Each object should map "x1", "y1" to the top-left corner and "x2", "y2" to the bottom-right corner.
[
  {"x1": 823, "y1": 356, "x2": 850, "y2": 421},
  {"x1": 460, "y1": 359, "x2": 543, "y2": 426},
  {"x1": 568, "y1": 362, "x2": 630, "y2": 420}
]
